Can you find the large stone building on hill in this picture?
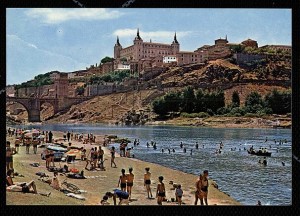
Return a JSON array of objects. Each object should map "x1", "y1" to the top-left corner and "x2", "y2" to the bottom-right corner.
[{"x1": 113, "y1": 29, "x2": 205, "y2": 73}]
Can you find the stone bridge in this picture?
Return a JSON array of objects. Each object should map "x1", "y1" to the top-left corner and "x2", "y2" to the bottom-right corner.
[{"x1": 6, "y1": 96, "x2": 92, "y2": 122}]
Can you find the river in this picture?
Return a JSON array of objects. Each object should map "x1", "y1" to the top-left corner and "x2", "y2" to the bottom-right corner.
[{"x1": 12, "y1": 123, "x2": 292, "y2": 206}]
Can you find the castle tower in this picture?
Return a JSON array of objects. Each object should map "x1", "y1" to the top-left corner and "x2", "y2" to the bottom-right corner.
[
  {"x1": 114, "y1": 36, "x2": 122, "y2": 59},
  {"x1": 133, "y1": 28, "x2": 143, "y2": 61},
  {"x1": 54, "y1": 73, "x2": 68, "y2": 99},
  {"x1": 171, "y1": 32, "x2": 180, "y2": 54}
]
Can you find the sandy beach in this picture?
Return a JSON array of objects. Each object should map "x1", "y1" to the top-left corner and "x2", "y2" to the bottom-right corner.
[{"x1": 6, "y1": 129, "x2": 240, "y2": 206}]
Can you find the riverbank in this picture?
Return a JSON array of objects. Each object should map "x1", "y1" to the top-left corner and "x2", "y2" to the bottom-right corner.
[
  {"x1": 146, "y1": 116, "x2": 291, "y2": 129},
  {"x1": 6, "y1": 129, "x2": 240, "y2": 205}
]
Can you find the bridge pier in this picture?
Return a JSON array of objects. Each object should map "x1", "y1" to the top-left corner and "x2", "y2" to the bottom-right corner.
[{"x1": 28, "y1": 109, "x2": 41, "y2": 122}]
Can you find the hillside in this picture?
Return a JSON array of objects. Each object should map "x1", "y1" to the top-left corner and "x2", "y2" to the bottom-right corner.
[{"x1": 6, "y1": 58, "x2": 291, "y2": 126}]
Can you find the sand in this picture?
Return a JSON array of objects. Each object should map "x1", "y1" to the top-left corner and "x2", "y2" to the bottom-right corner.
[{"x1": 6, "y1": 129, "x2": 241, "y2": 206}]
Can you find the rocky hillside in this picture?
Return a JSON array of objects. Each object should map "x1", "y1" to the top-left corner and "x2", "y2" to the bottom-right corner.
[{"x1": 7, "y1": 58, "x2": 291, "y2": 125}]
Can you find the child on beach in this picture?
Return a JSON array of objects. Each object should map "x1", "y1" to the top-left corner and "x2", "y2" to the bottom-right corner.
[
  {"x1": 144, "y1": 167, "x2": 153, "y2": 198},
  {"x1": 118, "y1": 169, "x2": 127, "y2": 191},
  {"x1": 110, "y1": 147, "x2": 117, "y2": 168},
  {"x1": 156, "y1": 176, "x2": 166, "y2": 205},
  {"x1": 175, "y1": 184, "x2": 183, "y2": 205}
]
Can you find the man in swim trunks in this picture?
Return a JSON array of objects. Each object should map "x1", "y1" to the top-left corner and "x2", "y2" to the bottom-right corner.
[
  {"x1": 126, "y1": 167, "x2": 134, "y2": 200},
  {"x1": 105, "y1": 189, "x2": 129, "y2": 205},
  {"x1": 144, "y1": 167, "x2": 153, "y2": 198},
  {"x1": 156, "y1": 176, "x2": 166, "y2": 205},
  {"x1": 6, "y1": 169, "x2": 38, "y2": 194},
  {"x1": 118, "y1": 169, "x2": 127, "y2": 191}
]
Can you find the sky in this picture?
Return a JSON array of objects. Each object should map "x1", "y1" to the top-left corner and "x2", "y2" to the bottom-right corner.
[{"x1": 6, "y1": 8, "x2": 291, "y2": 85}]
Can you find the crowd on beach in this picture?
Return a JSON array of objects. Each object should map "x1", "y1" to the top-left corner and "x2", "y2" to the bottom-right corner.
[
  {"x1": 6, "y1": 126, "x2": 214, "y2": 205},
  {"x1": 7, "y1": 126, "x2": 288, "y2": 205}
]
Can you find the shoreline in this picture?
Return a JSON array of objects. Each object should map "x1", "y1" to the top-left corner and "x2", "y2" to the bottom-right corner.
[{"x1": 6, "y1": 128, "x2": 241, "y2": 205}]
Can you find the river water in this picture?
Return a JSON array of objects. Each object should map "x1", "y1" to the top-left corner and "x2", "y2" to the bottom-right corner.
[{"x1": 13, "y1": 123, "x2": 292, "y2": 205}]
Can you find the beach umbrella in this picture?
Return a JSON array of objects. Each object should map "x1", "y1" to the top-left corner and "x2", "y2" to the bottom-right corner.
[
  {"x1": 24, "y1": 132, "x2": 33, "y2": 138},
  {"x1": 31, "y1": 129, "x2": 40, "y2": 133}
]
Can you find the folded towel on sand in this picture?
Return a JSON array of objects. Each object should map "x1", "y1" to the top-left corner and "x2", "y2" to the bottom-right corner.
[{"x1": 66, "y1": 193, "x2": 86, "y2": 200}]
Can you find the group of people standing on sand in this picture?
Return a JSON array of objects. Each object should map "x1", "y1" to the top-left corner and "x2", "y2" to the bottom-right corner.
[{"x1": 101, "y1": 165, "x2": 209, "y2": 206}]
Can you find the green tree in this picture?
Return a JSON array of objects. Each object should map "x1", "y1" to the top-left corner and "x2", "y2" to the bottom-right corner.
[
  {"x1": 180, "y1": 86, "x2": 195, "y2": 113},
  {"x1": 163, "y1": 91, "x2": 182, "y2": 112},
  {"x1": 265, "y1": 89, "x2": 291, "y2": 114},
  {"x1": 152, "y1": 98, "x2": 167, "y2": 116},
  {"x1": 245, "y1": 91, "x2": 264, "y2": 113},
  {"x1": 194, "y1": 89, "x2": 205, "y2": 112},
  {"x1": 101, "y1": 56, "x2": 114, "y2": 64}
]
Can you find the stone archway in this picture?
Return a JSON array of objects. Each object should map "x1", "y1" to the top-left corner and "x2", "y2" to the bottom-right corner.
[
  {"x1": 39, "y1": 101, "x2": 55, "y2": 121},
  {"x1": 6, "y1": 101, "x2": 30, "y2": 123}
]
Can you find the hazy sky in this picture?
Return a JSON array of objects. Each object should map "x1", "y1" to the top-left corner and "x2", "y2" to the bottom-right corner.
[{"x1": 6, "y1": 8, "x2": 291, "y2": 85}]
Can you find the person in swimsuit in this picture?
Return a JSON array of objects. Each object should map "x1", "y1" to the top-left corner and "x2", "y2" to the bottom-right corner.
[
  {"x1": 98, "y1": 146, "x2": 104, "y2": 163},
  {"x1": 14, "y1": 138, "x2": 20, "y2": 153},
  {"x1": 50, "y1": 171, "x2": 61, "y2": 190},
  {"x1": 156, "y1": 176, "x2": 166, "y2": 205},
  {"x1": 25, "y1": 138, "x2": 31, "y2": 154},
  {"x1": 110, "y1": 147, "x2": 117, "y2": 168},
  {"x1": 175, "y1": 184, "x2": 183, "y2": 205},
  {"x1": 32, "y1": 138, "x2": 39, "y2": 154},
  {"x1": 6, "y1": 169, "x2": 37, "y2": 194},
  {"x1": 49, "y1": 150, "x2": 55, "y2": 168},
  {"x1": 144, "y1": 167, "x2": 153, "y2": 198},
  {"x1": 6, "y1": 141, "x2": 16, "y2": 171},
  {"x1": 197, "y1": 170, "x2": 209, "y2": 205},
  {"x1": 118, "y1": 169, "x2": 127, "y2": 191},
  {"x1": 105, "y1": 189, "x2": 129, "y2": 205},
  {"x1": 92, "y1": 147, "x2": 98, "y2": 170},
  {"x1": 126, "y1": 167, "x2": 134, "y2": 200}
]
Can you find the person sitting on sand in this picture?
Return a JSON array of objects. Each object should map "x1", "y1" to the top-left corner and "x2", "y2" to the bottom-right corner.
[
  {"x1": 118, "y1": 169, "x2": 127, "y2": 191},
  {"x1": 126, "y1": 167, "x2": 134, "y2": 200},
  {"x1": 175, "y1": 184, "x2": 183, "y2": 205},
  {"x1": 144, "y1": 167, "x2": 153, "y2": 198},
  {"x1": 50, "y1": 171, "x2": 61, "y2": 190},
  {"x1": 156, "y1": 176, "x2": 166, "y2": 205},
  {"x1": 110, "y1": 147, "x2": 117, "y2": 168},
  {"x1": 105, "y1": 189, "x2": 130, "y2": 205},
  {"x1": 6, "y1": 169, "x2": 37, "y2": 194}
]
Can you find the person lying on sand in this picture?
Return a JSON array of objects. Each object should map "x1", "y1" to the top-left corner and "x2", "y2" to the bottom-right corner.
[{"x1": 6, "y1": 169, "x2": 50, "y2": 196}]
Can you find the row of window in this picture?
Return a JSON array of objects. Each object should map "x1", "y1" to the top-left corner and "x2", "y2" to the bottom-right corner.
[{"x1": 181, "y1": 54, "x2": 198, "y2": 57}]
